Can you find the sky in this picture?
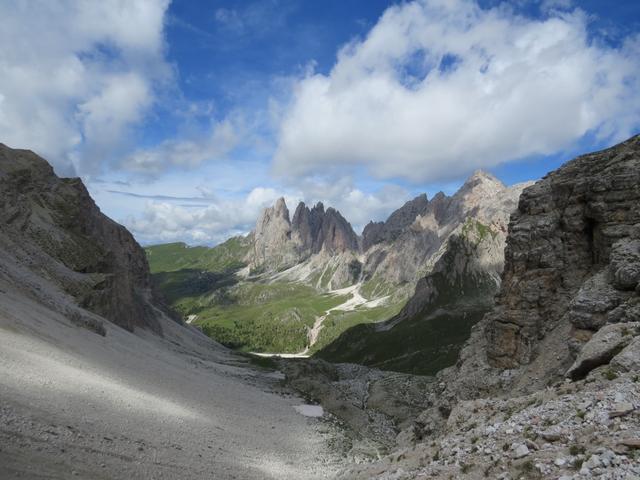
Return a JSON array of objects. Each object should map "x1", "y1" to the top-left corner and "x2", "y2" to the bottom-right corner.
[{"x1": 1, "y1": 0, "x2": 639, "y2": 245}]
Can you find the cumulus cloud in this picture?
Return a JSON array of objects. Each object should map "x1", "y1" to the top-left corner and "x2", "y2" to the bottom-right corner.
[
  {"x1": 274, "y1": 0, "x2": 640, "y2": 182},
  {"x1": 123, "y1": 117, "x2": 242, "y2": 176},
  {"x1": 0, "y1": 0, "x2": 171, "y2": 176},
  {"x1": 124, "y1": 187, "x2": 294, "y2": 245},
  {"x1": 293, "y1": 176, "x2": 411, "y2": 232}
]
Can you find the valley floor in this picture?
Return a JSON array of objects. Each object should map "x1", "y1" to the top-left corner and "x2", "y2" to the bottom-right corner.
[
  {"x1": 251, "y1": 282, "x2": 391, "y2": 358},
  {"x1": 0, "y1": 282, "x2": 343, "y2": 480}
]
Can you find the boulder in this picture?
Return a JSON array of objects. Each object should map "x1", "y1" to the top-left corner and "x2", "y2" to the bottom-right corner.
[
  {"x1": 610, "y1": 239, "x2": 640, "y2": 290},
  {"x1": 610, "y1": 335, "x2": 640, "y2": 372},
  {"x1": 567, "y1": 271, "x2": 629, "y2": 330},
  {"x1": 566, "y1": 322, "x2": 640, "y2": 379}
]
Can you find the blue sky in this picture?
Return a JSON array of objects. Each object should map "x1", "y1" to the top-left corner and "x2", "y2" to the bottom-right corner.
[{"x1": 1, "y1": 0, "x2": 639, "y2": 245}]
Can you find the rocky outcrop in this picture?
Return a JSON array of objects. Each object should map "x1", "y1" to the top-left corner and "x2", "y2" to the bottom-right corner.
[
  {"x1": 292, "y1": 202, "x2": 359, "y2": 255},
  {"x1": 248, "y1": 198, "x2": 358, "y2": 273},
  {"x1": 485, "y1": 135, "x2": 640, "y2": 371},
  {"x1": 331, "y1": 136, "x2": 640, "y2": 480},
  {"x1": 339, "y1": 366, "x2": 640, "y2": 479},
  {"x1": 0, "y1": 144, "x2": 166, "y2": 334},
  {"x1": 361, "y1": 171, "x2": 528, "y2": 287},
  {"x1": 566, "y1": 322, "x2": 640, "y2": 379},
  {"x1": 362, "y1": 194, "x2": 429, "y2": 250},
  {"x1": 251, "y1": 198, "x2": 299, "y2": 271}
]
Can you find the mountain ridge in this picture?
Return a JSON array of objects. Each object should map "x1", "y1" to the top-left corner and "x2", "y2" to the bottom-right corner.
[
  {"x1": 148, "y1": 168, "x2": 530, "y2": 364},
  {"x1": 0, "y1": 143, "x2": 171, "y2": 334}
]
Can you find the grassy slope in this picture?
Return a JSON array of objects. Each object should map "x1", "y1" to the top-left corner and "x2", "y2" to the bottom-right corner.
[
  {"x1": 146, "y1": 237, "x2": 250, "y2": 273},
  {"x1": 315, "y1": 298, "x2": 490, "y2": 376},
  {"x1": 145, "y1": 238, "x2": 366, "y2": 353},
  {"x1": 196, "y1": 283, "x2": 349, "y2": 352}
]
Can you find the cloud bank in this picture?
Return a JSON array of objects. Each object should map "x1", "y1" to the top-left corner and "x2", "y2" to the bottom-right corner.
[
  {"x1": 0, "y1": 0, "x2": 171, "y2": 175},
  {"x1": 274, "y1": 0, "x2": 640, "y2": 182}
]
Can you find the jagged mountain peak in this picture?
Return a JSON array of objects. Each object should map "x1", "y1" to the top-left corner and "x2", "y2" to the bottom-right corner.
[
  {"x1": 362, "y1": 193, "x2": 430, "y2": 250},
  {"x1": 273, "y1": 196, "x2": 290, "y2": 218},
  {"x1": 467, "y1": 168, "x2": 502, "y2": 182},
  {"x1": 459, "y1": 169, "x2": 505, "y2": 194},
  {"x1": 250, "y1": 197, "x2": 358, "y2": 272}
]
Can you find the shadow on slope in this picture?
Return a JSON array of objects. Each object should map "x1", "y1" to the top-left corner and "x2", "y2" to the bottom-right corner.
[{"x1": 315, "y1": 232, "x2": 501, "y2": 376}]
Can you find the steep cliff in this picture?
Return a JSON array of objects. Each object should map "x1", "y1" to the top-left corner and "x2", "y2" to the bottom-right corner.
[
  {"x1": 484, "y1": 135, "x2": 640, "y2": 378},
  {"x1": 248, "y1": 198, "x2": 359, "y2": 274},
  {"x1": 362, "y1": 194, "x2": 429, "y2": 251},
  {"x1": 250, "y1": 197, "x2": 300, "y2": 272},
  {"x1": 292, "y1": 201, "x2": 359, "y2": 255},
  {"x1": 0, "y1": 144, "x2": 166, "y2": 334},
  {"x1": 331, "y1": 136, "x2": 640, "y2": 480}
]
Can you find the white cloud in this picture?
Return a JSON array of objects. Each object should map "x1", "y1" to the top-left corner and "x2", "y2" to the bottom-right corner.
[
  {"x1": 274, "y1": 0, "x2": 640, "y2": 183},
  {"x1": 125, "y1": 187, "x2": 294, "y2": 245},
  {"x1": 0, "y1": 0, "x2": 171, "y2": 176},
  {"x1": 292, "y1": 176, "x2": 411, "y2": 233},
  {"x1": 123, "y1": 116, "x2": 242, "y2": 175}
]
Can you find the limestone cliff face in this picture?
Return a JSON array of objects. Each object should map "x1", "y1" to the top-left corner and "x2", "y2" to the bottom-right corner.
[
  {"x1": 292, "y1": 202, "x2": 359, "y2": 255},
  {"x1": 248, "y1": 198, "x2": 359, "y2": 273},
  {"x1": 0, "y1": 144, "x2": 166, "y2": 334},
  {"x1": 485, "y1": 135, "x2": 640, "y2": 370},
  {"x1": 251, "y1": 198, "x2": 300, "y2": 271},
  {"x1": 247, "y1": 173, "x2": 527, "y2": 301},
  {"x1": 362, "y1": 194, "x2": 429, "y2": 251}
]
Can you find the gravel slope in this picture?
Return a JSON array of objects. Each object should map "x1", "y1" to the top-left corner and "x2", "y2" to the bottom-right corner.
[{"x1": 0, "y1": 280, "x2": 341, "y2": 480}]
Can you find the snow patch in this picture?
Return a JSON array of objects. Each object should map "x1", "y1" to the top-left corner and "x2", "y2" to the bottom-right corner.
[{"x1": 294, "y1": 404, "x2": 324, "y2": 417}]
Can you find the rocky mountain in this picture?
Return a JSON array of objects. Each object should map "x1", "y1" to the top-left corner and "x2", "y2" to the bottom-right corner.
[
  {"x1": 0, "y1": 144, "x2": 167, "y2": 334},
  {"x1": 361, "y1": 171, "x2": 528, "y2": 289},
  {"x1": 293, "y1": 202, "x2": 360, "y2": 255},
  {"x1": 330, "y1": 135, "x2": 640, "y2": 479},
  {"x1": 249, "y1": 198, "x2": 359, "y2": 273},
  {"x1": 317, "y1": 172, "x2": 532, "y2": 373},
  {"x1": 250, "y1": 171, "x2": 526, "y2": 292},
  {"x1": 318, "y1": 215, "x2": 506, "y2": 374},
  {"x1": 250, "y1": 197, "x2": 299, "y2": 272},
  {"x1": 149, "y1": 170, "x2": 528, "y2": 360},
  {"x1": 361, "y1": 193, "x2": 429, "y2": 250},
  {"x1": 483, "y1": 135, "x2": 640, "y2": 383}
]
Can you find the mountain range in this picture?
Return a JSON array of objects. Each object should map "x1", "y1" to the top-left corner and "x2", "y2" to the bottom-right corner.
[{"x1": 146, "y1": 169, "x2": 530, "y2": 374}]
